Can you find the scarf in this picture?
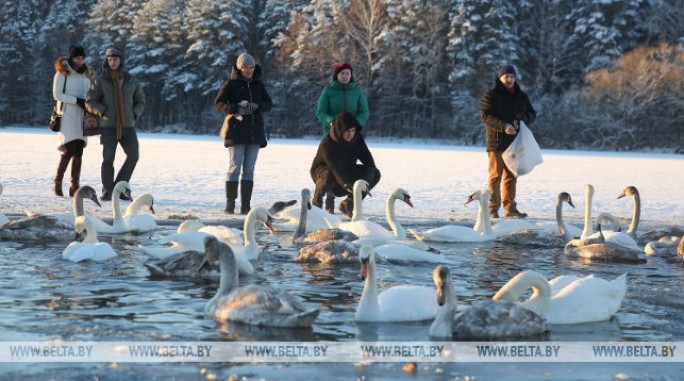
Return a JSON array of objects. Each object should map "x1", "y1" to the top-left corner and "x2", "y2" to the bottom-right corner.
[{"x1": 109, "y1": 70, "x2": 125, "y2": 141}]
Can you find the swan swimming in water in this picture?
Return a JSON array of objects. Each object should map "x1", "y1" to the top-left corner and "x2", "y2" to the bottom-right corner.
[
  {"x1": 123, "y1": 193, "x2": 157, "y2": 233},
  {"x1": 294, "y1": 189, "x2": 360, "y2": 263},
  {"x1": 293, "y1": 189, "x2": 358, "y2": 245},
  {"x1": 410, "y1": 190, "x2": 495, "y2": 243},
  {"x1": 1, "y1": 185, "x2": 101, "y2": 242},
  {"x1": 143, "y1": 207, "x2": 274, "y2": 277},
  {"x1": 429, "y1": 265, "x2": 549, "y2": 339},
  {"x1": 87, "y1": 181, "x2": 133, "y2": 234},
  {"x1": 62, "y1": 213, "x2": 117, "y2": 263},
  {"x1": 201, "y1": 235, "x2": 319, "y2": 327},
  {"x1": 492, "y1": 270, "x2": 627, "y2": 324},
  {"x1": 564, "y1": 184, "x2": 646, "y2": 263},
  {"x1": 354, "y1": 246, "x2": 438, "y2": 322},
  {"x1": 496, "y1": 192, "x2": 578, "y2": 247}
]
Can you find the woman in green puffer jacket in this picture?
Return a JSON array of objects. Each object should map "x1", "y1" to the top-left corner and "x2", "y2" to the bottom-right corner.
[{"x1": 316, "y1": 62, "x2": 369, "y2": 136}]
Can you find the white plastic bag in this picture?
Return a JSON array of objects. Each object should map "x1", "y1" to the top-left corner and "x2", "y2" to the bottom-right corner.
[{"x1": 502, "y1": 121, "x2": 543, "y2": 177}]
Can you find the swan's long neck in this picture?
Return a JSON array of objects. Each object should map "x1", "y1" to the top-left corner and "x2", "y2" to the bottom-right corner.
[
  {"x1": 474, "y1": 192, "x2": 492, "y2": 234},
  {"x1": 111, "y1": 190, "x2": 125, "y2": 230},
  {"x1": 217, "y1": 247, "x2": 239, "y2": 297},
  {"x1": 243, "y1": 213, "x2": 258, "y2": 249},
  {"x1": 556, "y1": 197, "x2": 572, "y2": 241},
  {"x1": 82, "y1": 218, "x2": 99, "y2": 244},
  {"x1": 72, "y1": 192, "x2": 86, "y2": 218},
  {"x1": 357, "y1": 257, "x2": 381, "y2": 319},
  {"x1": 626, "y1": 191, "x2": 640, "y2": 239},
  {"x1": 125, "y1": 196, "x2": 146, "y2": 216},
  {"x1": 492, "y1": 270, "x2": 551, "y2": 315},
  {"x1": 580, "y1": 185, "x2": 594, "y2": 243},
  {"x1": 385, "y1": 195, "x2": 405, "y2": 239},
  {"x1": 293, "y1": 194, "x2": 309, "y2": 241},
  {"x1": 351, "y1": 184, "x2": 364, "y2": 222},
  {"x1": 430, "y1": 275, "x2": 457, "y2": 338}
]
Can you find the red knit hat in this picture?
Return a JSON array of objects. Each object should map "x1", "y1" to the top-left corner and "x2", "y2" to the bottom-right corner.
[{"x1": 334, "y1": 62, "x2": 353, "y2": 77}]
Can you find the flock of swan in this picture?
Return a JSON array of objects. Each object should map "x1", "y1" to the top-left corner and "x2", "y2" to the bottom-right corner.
[{"x1": 0, "y1": 179, "x2": 682, "y2": 339}]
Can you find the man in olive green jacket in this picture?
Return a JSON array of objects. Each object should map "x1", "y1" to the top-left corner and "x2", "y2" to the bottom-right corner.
[{"x1": 86, "y1": 46, "x2": 145, "y2": 201}]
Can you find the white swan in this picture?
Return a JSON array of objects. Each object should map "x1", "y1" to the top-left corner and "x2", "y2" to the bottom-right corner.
[
  {"x1": 637, "y1": 227, "x2": 684, "y2": 246},
  {"x1": 87, "y1": 181, "x2": 132, "y2": 234},
  {"x1": 175, "y1": 219, "x2": 244, "y2": 246},
  {"x1": 275, "y1": 191, "x2": 339, "y2": 232},
  {"x1": 492, "y1": 270, "x2": 627, "y2": 324},
  {"x1": 564, "y1": 184, "x2": 646, "y2": 262},
  {"x1": 354, "y1": 246, "x2": 438, "y2": 322},
  {"x1": 0, "y1": 183, "x2": 8, "y2": 226},
  {"x1": 373, "y1": 243, "x2": 455, "y2": 264},
  {"x1": 123, "y1": 193, "x2": 157, "y2": 233},
  {"x1": 339, "y1": 183, "x2": 412, "y2": 241},
  {"x1": 143, "y1": 207, "x2": 274, "y2": 277},
  {"x1": 496, "y1": 192, "x2": 578, "y2": 247},
  {"x1": 62, "y1": 215, "x2": 117, "y2": 262},
  {"x1": 293, "y1": 189, "x2": 358, "y2": 245},
  {"x1": 585, "y1": 185, "x2": 640, "y2": 250},
  {"x1": 201, "y1": 235, "x2": 319, "y2": 327},
  {"x1": 429, "y1": 265, "x2": 549, "y2": 339},
  {"x1": 410, "y1": 190, "x2": 495, "y2": 243},
  {"x1": 1, "y1": 185, "x2": 101, "y2": 242}
]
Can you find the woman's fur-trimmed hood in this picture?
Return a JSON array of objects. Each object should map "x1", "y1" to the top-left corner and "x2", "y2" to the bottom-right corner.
[{"x1": 54, "y1": 56, "x2": 92, "y2": 78}]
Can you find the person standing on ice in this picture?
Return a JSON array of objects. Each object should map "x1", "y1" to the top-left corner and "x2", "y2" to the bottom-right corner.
[
  {"x1": 86, "y1": 46, "x2": 145, "y2": 201},
  {"x1": 51, "y1": 45, "x2": 92, "y2": 197},
  {"x1": 315, "y1": 62, "x2": 370, "y2": 214},
  {"x1": 480, "y1": 64, "x2": 536, "y2": 219},
  {"x1": 310, "y1": 112, "x2": 380, "y2": 218},
  {"x1": 214, "y1": 52, "x2": 273, "y2": 215}
]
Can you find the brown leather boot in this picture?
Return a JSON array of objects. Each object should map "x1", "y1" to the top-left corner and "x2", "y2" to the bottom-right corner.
[{"x1": 53, "y1": 155, "x2": 69, "y2": 197}]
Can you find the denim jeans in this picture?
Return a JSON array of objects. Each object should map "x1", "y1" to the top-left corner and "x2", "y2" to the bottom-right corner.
[{"x1": 226, "y1": 144, "x2": 260, "y2": 181}]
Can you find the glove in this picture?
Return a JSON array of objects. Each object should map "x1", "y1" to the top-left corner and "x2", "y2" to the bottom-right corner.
[
  {"x1": 249, "y1": 102, "x2": 259, "y2": 112},
  {"x1": 76, "y1": 98, "x2": 86, "y2": 110},
  {"x1": 238, "y1": 106, "x2": 252, "y2": 115},
  {"x1": 343, "y1": 183, "x2": 353, "y2": 195}
]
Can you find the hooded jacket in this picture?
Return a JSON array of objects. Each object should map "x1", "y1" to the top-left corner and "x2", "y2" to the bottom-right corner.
[
  {"x1": 53, "y1": 56, "x2": 92, "y2": 148},
  {"x1": 310, "y1": 112, "x2": 376, "y2": 187},
  {"x1": 86, "y1": 54, "x2": 145, "y2": 129},
  {"x1": 480, "y1": 79, "x2": 536, "y2": 152},
  {"x1": 214, "y1": 64, "x2": 272, "y2": 148},
  {"x1": 316, "y1": 73, "x2": 369, "y2": 135}
]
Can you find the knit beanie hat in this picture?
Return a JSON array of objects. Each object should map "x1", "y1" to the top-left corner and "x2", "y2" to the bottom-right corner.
[
  {"x1": 69, "y1": 45, "x2": 86, "y2": 59},
  {"x1": 105, "y1": 46, "x2": 123, "y2": 58},
  {"x1": 334, "y1": 62, "x2": 353, "y2": 77},
  {"x1": 497, "y1": 65, "x2": 517, "y2": 78},
  {"x1": 236, "y1": 53, "x2": 256, "y2": 69}
]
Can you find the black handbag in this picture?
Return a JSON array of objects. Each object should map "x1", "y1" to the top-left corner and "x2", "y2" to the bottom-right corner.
[{"x1": 49, "y1": 76, "x2": 68, "y2": 132}]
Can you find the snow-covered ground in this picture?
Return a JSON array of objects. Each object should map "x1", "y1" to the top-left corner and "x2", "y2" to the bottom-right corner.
[{"x1": 0, "y1": 127, "x2": 682, "y2": 229}]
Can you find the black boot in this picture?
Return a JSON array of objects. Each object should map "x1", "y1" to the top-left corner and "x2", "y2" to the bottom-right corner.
[
  {"x1": 224, "y1": 181, "x2": 238, "y2": 214},
  {"x1": 240, "y1": 180, "x2": 254, "y2": 215},
  {"x1": 69, "y1": 156, "x2": 82, "y2": 197},
  {"x1": 325, "y1": 193, "x2": 335, "y2": 214},
  {"x1": 53, "y1": 155, "x2": 70, "y2": 197}
]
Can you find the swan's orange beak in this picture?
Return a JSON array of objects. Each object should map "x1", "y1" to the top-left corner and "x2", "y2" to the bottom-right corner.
[{"x1": 360, "y1": 261, "x2": 368, "y2": 280}]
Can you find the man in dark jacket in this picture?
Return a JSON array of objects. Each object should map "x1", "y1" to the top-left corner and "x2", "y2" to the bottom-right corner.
[
  {"x1": 86, "y1": 46, "x2": 145, "y2": 201},
  {"x1": 480, "y1": 65, "x2": 536, "y2": 219},
  {"x1": 310, "y1": 112, "x2": 381, "y2": 218}
]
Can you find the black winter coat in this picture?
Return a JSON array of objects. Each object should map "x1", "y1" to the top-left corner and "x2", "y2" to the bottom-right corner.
[
  {"x1": 214, "y1": 65, "x2": 272, "y2": 148},
  {"x1": 480, "y1": 80, "x2": 536, "y2": 152},
  {"x1": 310, "y1": 119, "x2": 376, "y2": 188}
]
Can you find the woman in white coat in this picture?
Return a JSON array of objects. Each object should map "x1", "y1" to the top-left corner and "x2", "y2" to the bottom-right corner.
[{"x1": 52, "y1": 45, "x2": 92, "y2": 197}]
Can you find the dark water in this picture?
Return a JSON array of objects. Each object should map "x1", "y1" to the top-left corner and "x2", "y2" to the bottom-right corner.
[{"x1": 0, "y1": 221, "x2": 683, "y2": 380}]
